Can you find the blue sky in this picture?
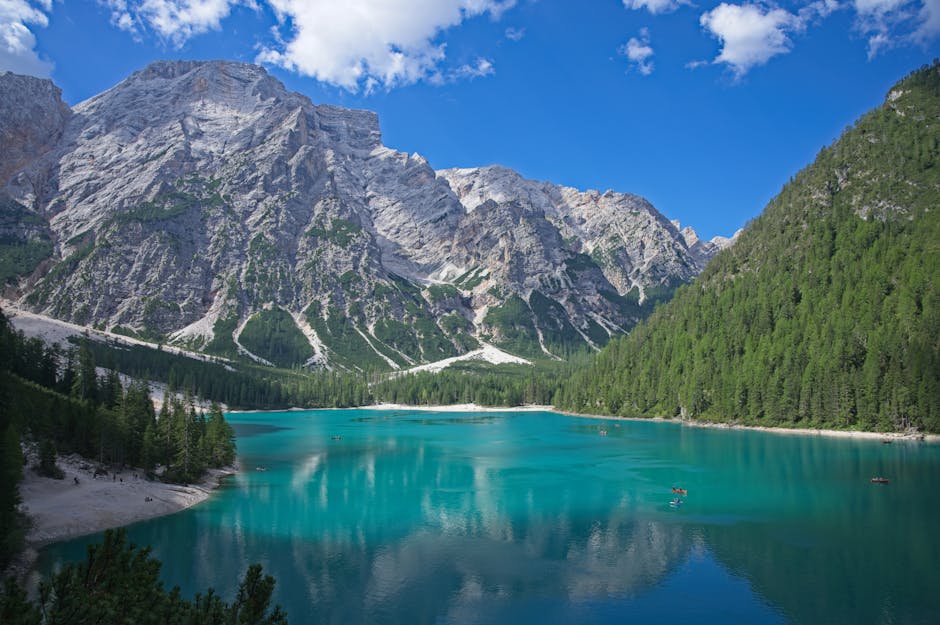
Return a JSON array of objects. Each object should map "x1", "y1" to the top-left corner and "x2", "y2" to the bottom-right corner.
[{"x1": 2, "y1": 1, "x2": 938, "y2": 239}]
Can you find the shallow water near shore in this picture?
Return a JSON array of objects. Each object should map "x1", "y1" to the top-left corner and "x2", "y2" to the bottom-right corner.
[{"x1": 38, "y1": 409, "x2": 940, "y2": 624}]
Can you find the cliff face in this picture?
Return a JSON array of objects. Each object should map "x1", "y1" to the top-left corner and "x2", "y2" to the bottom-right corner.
[
  {"x1": 0, "y1": 71, "x2": 70, "y2": 188},
  {"x1": 0, "y1": 61, "x2": 727, "y2": 369}
]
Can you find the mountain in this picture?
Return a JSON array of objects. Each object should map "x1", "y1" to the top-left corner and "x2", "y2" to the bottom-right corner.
[
  {"x1": 0, "y1": 61, "x2": 728, "y2": 371},
  {"x1": 557, "y1": 63, "x2": 940, "y2": 433}
]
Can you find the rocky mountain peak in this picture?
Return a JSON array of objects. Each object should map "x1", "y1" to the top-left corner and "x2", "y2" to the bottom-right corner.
[{"x1": 1, "y1": 60, "x2": 732, "y2": 369}]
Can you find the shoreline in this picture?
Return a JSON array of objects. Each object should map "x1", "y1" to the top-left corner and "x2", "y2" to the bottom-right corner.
[
  {"x1": 550, "y1": 409, "x2": 940, "y2": 443},
  {"x1": 361, "y1": 402, "x2": 555, "y2": 413},
  {"x1": 8, "y1": 454, "x2": 236, "y2": 581},
  {"x1": 366, "y1": 403, "x2": 940, "y2": 442},
  {"x1": 234, "y1": 402, "x2": 939, "y2": 442}
]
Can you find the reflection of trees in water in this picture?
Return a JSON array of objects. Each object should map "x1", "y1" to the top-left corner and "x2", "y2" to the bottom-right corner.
[
  {"x1": 685, "y1": 434, "x2": 940, "y2": 625},
  {"x1": 702, "y1": 498, "x2": 940, "y2": 625}
]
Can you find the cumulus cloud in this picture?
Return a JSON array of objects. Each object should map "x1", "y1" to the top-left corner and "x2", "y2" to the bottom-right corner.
[
  {"x1": 102, "y1": 0, "x2": 240, "y2": 45},
  {"x1": 505, "y1": 26, "x2": 525, "y2": 41},
  {"x1": 0, "y1": 0, "x2": 53, "y2": 76},
  {"x1": 623, "y1": 0, "x2": 690, "y2": 15},
  {"x1": 620, "y1": 28, "x2": 655, "y2": 75},
  {"x1": 257, "y1": 0, "x2": 515, "y2": 91},
  {"x1": 699, "y1": 3, "x2": 806, "y2": 78},
  {"x1": 697, "y1": 0, "x2": 935, "y2": 71}
]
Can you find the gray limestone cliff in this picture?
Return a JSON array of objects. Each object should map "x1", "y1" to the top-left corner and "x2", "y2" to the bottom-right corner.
[{"x1": 0, "y1": 61, "x2": 733, "y2": 368}]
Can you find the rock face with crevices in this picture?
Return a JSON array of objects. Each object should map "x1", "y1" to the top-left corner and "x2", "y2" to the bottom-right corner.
[
  {"x1": 0, "y1": 60, "x2": 730, "y2": 369},
  {"x1": 0, "y1": 71, "x2": 70, "y2": 188}
]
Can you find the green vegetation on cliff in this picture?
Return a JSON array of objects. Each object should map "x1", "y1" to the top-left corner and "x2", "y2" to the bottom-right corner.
[
  {"x1": 0, "y1": 197, "x2": 53, "y2": 285},
  {"x1": 556, "y1": 63, "x2": 940, "y2": 433},
  {"x1": 239, "y1": 307, "x2": 314, "y2": 368}
]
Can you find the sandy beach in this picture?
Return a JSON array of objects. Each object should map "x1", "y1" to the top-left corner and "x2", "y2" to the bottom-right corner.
[
  {"x1": 18, "y1": 454, "x2": 236, "y2": 548},
  {"x1": 4, "y1": 454, "x2": 231, "y2": 584},
  {"x1": 6, "y1": 451, "x2": 236, "y2": 582}
]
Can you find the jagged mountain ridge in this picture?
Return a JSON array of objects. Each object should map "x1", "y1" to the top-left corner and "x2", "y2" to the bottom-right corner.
[{"x1": 0, "y1": 60, "x2": 730, "y2": 370}]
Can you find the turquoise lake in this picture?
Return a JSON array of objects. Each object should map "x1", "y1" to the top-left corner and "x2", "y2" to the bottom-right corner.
[{"x1": 39, "y1": 409, "x2": 940, "y2": 624}]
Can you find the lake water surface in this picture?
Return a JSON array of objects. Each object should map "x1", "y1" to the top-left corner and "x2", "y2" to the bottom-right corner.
[{"x1": 39, "y1": 409, "x2": 940, "y2": 624}]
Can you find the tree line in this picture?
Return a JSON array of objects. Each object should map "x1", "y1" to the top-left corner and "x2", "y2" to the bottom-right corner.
[
  {"x1": 1, "y1": 529, "x2": 287, "y2": 625},
  {"x1": 0, "y1": 310, "x2": 236, "y2": 569}
]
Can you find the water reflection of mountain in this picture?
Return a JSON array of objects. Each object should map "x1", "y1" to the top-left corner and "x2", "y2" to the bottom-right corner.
[
  {"x1": 163, "y1": 516, "x2": 694, "y2": 625},
  {"x1": 40, "y1": 411, "x2": 937, "y2": 625},
  {"x1": 156, "y1": 438, "x2": 695, "y2": 625}
]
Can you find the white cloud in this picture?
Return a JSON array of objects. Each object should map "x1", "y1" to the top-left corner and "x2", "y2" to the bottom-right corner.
[
  {"x1": 913, "y1": 0, "x2": 940, "y2": 43},
  {"x1": 505, "y1": 26, "x2": 525, "y2": 41},
  {"x1": 454, "y1": 57, "x2": 494, "y2": 78},
  {"x1": 801, "y1": 0, "x2": 841, "y2": 20},
  {"x1": 102, "y1": 0, "x2": 239, "y2": 45},
  {"x1": 851, "y1": 0, "x2": 940, "y2": 55},
  {"x1": 0, "y1": 0, "x2": 53, "y2": 76},
  {"x1": 623, "y1": 0, "x2": 689, "y2": 15},
  {"x1": 620, "y1": 28, "x2": 655, "y2": 75},
  {"x1": 699, "y1": 3, "x2": 806, "y2": 78},
  {"x1": 854, "y1": 0, "x2": 906, "y2": 14},
  {"x1": 853, "y1": 0, "x2": 906, "y2": 56},
  {"x1": 257, "y1": 0, "x2": 515, "y2": 91}
]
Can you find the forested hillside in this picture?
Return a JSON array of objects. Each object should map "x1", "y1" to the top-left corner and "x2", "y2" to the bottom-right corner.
[{"x1": 557, "y1": 63, "x2": 940, "y2": 433}]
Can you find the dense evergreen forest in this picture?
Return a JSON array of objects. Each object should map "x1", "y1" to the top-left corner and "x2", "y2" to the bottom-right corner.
[
  {"x1": 555, "y1": 63, "x2": 940, "y2": 433},
  {"x1": 0, "y1": 310, "x2": 236, "y2": 568},
  {"x1": 66, "y1": 329, "x2": 582, "y2": 411},
  {"x1": 0, "y1": 529, "x2": 287, "y2": 625}
]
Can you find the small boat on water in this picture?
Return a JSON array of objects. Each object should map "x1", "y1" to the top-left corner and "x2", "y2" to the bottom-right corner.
[
  {"x1": 870, "y1": 477, "x2": 889, "y2": 484},
  {"x1": 331, "y1": 435, "x2": 342, "y2": 440},
  {"x1": 255, "y1": 466, "x2": 267, "y2": 472},
  {"x1": 669, "y1": 497, "x2": 683, "y2": 507},
  {"x1": 671, "y1": 487, "x2": 688, "y2": 496}
]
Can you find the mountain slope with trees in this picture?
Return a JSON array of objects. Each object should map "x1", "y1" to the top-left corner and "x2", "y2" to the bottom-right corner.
[{"x1": 557, "y1": 62, "x2": 940, "y2": 433}]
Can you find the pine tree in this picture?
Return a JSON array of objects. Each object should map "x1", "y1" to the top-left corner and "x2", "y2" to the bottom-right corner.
[
  {"x1": 0, "y1": 529, "x2": 289, "y2": 624},
  {"x1": 71, "y1": 337, "x2": 98, "y2": 404},
  {"x1": 205, "y1": 402, "x2": 236, "y2": 467},
  {"x1": 0, "y1": 424, "x2": 25, "y2": 567}
]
